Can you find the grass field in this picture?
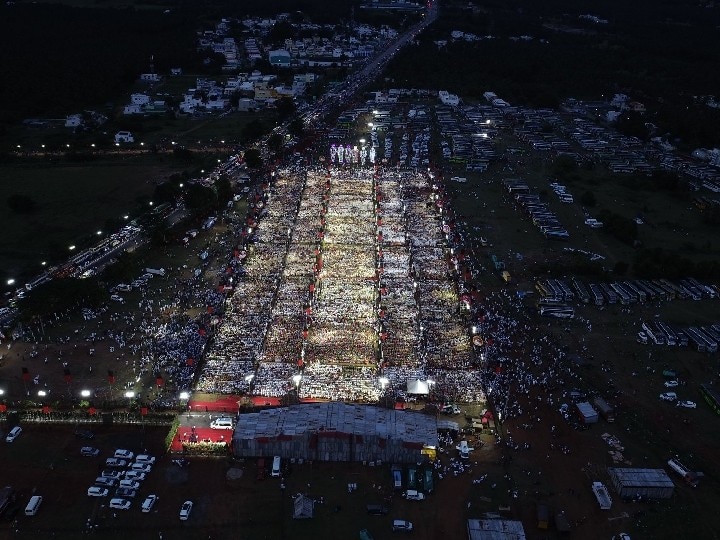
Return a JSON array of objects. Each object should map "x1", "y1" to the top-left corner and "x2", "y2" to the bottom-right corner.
[{"x1": 0, "y1": 156, "x2": 184, "y2": 282}]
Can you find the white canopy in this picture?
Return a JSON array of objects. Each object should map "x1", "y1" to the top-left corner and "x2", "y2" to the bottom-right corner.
[{"x1": 406, "y1": 379, "x2": 429, "y2": 395}]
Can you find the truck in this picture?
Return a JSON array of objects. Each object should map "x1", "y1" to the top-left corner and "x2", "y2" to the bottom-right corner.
[
  {"x1": 592, "y1": 397, "x2": 615, "y2": 422},
  {"x1": 667, "y1": 458, "x2": 700, "y2": 487},
  {"x1": 591, "y1": 481, "x2": 612, "y2": 510},
  {"x1": 145, "y1": 267, "x2": 166, "y2": 276}
]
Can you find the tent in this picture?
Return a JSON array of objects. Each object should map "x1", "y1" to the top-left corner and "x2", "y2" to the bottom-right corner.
[
  {"x1": 406, "y1": 379, "x2": 429, "y2": 395},
  {"x1": 293, "y1": 494, "x2": 314, "y2": 519}
]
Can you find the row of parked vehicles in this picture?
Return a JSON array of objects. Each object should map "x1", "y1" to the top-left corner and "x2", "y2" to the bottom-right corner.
[{"x1": 85, "y1": 448, "x2": 160, "y2": 513}]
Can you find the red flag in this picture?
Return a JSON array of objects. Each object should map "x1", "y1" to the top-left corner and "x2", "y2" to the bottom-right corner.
[
  {"x1": 42, "y1": 405, "x2": 51, "y2": 414},
  {"x1": 0, "y1": 404, "x2": 7, "y2": 413},
  {"x1": 140, "y1": 407, "x2": 148, "y2": 416},
  {"x1": 88, "y1": 407, "x2": 97, "y2": 415}
]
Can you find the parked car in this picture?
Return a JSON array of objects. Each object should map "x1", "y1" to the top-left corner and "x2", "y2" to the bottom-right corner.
[
  {"x1": 6, "y1": 426, "x2": 22, "y2": 443},
  {"x1": 664, "y1": 380, "x2": 679, "y2": 388},
  {"x1": 105, "y1": 458, "x2": 127, "y2": 468},
  {"x1": 130, "y1": 463, "x2": 152, "y2": 473},
  {"x1": 392, "y1": 519, "x2": 414, "y2": 532},
  {"x1": 108, "y1": 498, "x2": 131, "y2": 510},
  {"x1": 366, "y1": 504, "x2": 389, "y2": 515},
  {"x1": 115, "y1": 488, "x2": 137, "y2": 499},
  {"x1": 441, "y1": 404, "x2": 461, "y2": 415},
  {"x1": 100, "y1": 470, "x2": 123, "y2": 479},
  {"x1": 118, "y1": 480, "x2": 140, "y2": 490},
  {"x1": 87, "y1": 487, "x2": 109, "y2": 497},
  {"x1": 402, "y1": 490, "x2": 426, "y2": 501},
  {"x1": 80, "y1": 446, "x2": 100, "y2": 457},
  {"x1": 135, "y1": 454, "x2": 156, "y2": 465},
  {"x1": 677, "y1": 400, "x2": 697, "y2": 409},
  {"x1": 95, "y1": 477, "x2": 118, "y2": 487},
  {"x1": 141, "y1": 494, "x2": 158, "y2": 513},
  {"x1": 179, "y1": 500, "x2": 193, "y2": 520},
  {"x1": 659, "y1": 392, "x2": 677, "y2": 402},
  {"x1": 114, "y1": 449, "x2": 134, "y2": 460},
  {"x1": 124, "y1": 471, "x2": 147, "y2": 482}
]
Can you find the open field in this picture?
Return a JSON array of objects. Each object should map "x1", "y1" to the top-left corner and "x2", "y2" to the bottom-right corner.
[{"x1": 0, "y1": 156, "x2": 190, "y2": 282}]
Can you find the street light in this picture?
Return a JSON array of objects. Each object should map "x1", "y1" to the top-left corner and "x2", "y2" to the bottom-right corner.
[
  {"x1": 41, "y1": 261, "x2": 47, "y2": 266},
  {"x1": 69, "y1": 245, "x2": 76, "y2": 251},
  {"x1": 6, "y1": 279, "x2": 14, "y2": 286},
  {"x1": 292, "y1": 374, "x2": 302, "y2": 389},
  {"x1": 81, "y1": 389, "x2": 91, "y2": 398},
  {"x1": 379, "y1": 377, "x2": 389, "y2": 390},
  {"x1": 38, "y1": 390, "x2": 47, "y2": 397},
  {"x1": 179, "y1": 391, "x2": 190, "y2": 400},
  {"x1": 124, "y1": 391, "x2": 135, "y2": 399},
  {"x1": 96, "y1": 230, "x2": 102, "y2": 236}
]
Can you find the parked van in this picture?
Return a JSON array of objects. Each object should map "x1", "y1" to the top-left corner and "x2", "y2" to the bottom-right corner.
[
  {"x1": 271, "y1": 456, "x2": 281, "y2": 477},
  {"x1": 25, "y1": 495, "x2": 42, "y2": 516},
  {"x1": 210, "y1": 417, "x2": 234, "y2": 430},
  {"x1": 458, "y1": 440, "x2": 470, "y2": 460}
]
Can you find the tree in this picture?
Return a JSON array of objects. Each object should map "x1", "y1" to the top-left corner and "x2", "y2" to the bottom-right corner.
[
  {"x1": 580, "y1": 190, "x2": 596, "y2": 208},
  {"x1": 267, "y1": 133, "x2": 284, "y2": 152},
  {"x1": 153, "y1": 181, "x2": 181, "y2": 205},
  {"x1": 613, "y1": 261, "x2": 629, "y2": 276},
  {"x1": 288, "y1": 118, "x2": 305, "y2": 138},
  {"x1": 276, "y1": 97, "x2": 296, "y2": 121},
  {"x1": 7, "y1": 193, "x2": 37, "y2": 213},
  {"x1": 215, "y1": 176, "x2": 233, "y2": 207},
  {"x1": 244, "y1": 148, "x2": 263, "y2": 169},
  {"x1": 183, "y1": 183, "x2": 216, "y2": 213}
]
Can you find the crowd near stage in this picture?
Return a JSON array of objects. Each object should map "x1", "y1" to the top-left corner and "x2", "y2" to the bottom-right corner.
[{"x1": 195, "y1": 165, "x2": 485, "y2": 408}]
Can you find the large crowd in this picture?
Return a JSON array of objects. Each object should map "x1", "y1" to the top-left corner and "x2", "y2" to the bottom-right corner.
[{"x1": 195, "y1": 165, "x2": 483, "y2": 404}]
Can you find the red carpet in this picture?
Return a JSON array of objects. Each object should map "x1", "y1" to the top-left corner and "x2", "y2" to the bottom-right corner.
[{"x1": 188, "y1": 395, "x2": 281, "y2": 412}]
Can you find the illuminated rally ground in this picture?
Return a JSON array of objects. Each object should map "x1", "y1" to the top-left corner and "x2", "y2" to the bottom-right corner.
[{"x1": 196, "y1": 166, "x2": 483, "y2": 403}]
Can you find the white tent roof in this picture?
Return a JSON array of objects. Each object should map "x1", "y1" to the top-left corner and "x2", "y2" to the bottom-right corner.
[{"x1": 406, "y1": 379, "x2": 429, "y2": 395}]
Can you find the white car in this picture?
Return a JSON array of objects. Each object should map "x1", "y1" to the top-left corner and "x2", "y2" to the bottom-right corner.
[
  {"x1": 179, "y1": 500, "x2": 193, "y2": 520},
  {"x1": 124, "y1": 471, "x2": 147, "y2": 482},
  {"x1": 110, "y1": 295, "x2": 125, "y2": 303},
  {"x1": 402, "y1": 490, "x2": 426, "y2": 501},
  {"x1": 141, "y1": 494, "x2": 158, "y2": 513},
  {"x1": 135, "y1": 454, "x2": 156, "y2": 465},
  {"x1": 87, "y1": 487, "x2": 109, "y2": 497},
  {"x1": 659, "y1": 392, "x2": 677, "y2": 402},
  {"x1": 677, "y1": 400, "x2": 697, "y2": 409},
  {"x1": 105, "y1": 458, "x2": 127, "y2": 468},
  {"x1": 664, "y1": 380, "x2": 679, "y2": 388},
  {"x1": 81, "y1": 446, "x2": 100, "y2": 457},
  {"x1": 114, "y1": 449, "x2": 135, "y2": 460},
  {"x1": 109, "y1": 498, "x2": 131, "y2": 510},
  {"x1": 131, "y1": 463, "x2": 152, "y2": 473},
  {"x1": 119, "y1": 480, "x2": 140, "y2": 490},
  {"x1": 6, "y1": 426, "x2": 22, "y2": 443},
  {"x1": 95, "y1": 477, "x2": 118, "y2": 487}
]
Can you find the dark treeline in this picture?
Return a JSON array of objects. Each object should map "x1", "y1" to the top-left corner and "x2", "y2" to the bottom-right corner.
[
  {"x1": 0, "y1": 4, "x2": 203, "y2": 123},
  {"x1": 381, "y1": 0, "x2": 720, "y2": 147}
]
